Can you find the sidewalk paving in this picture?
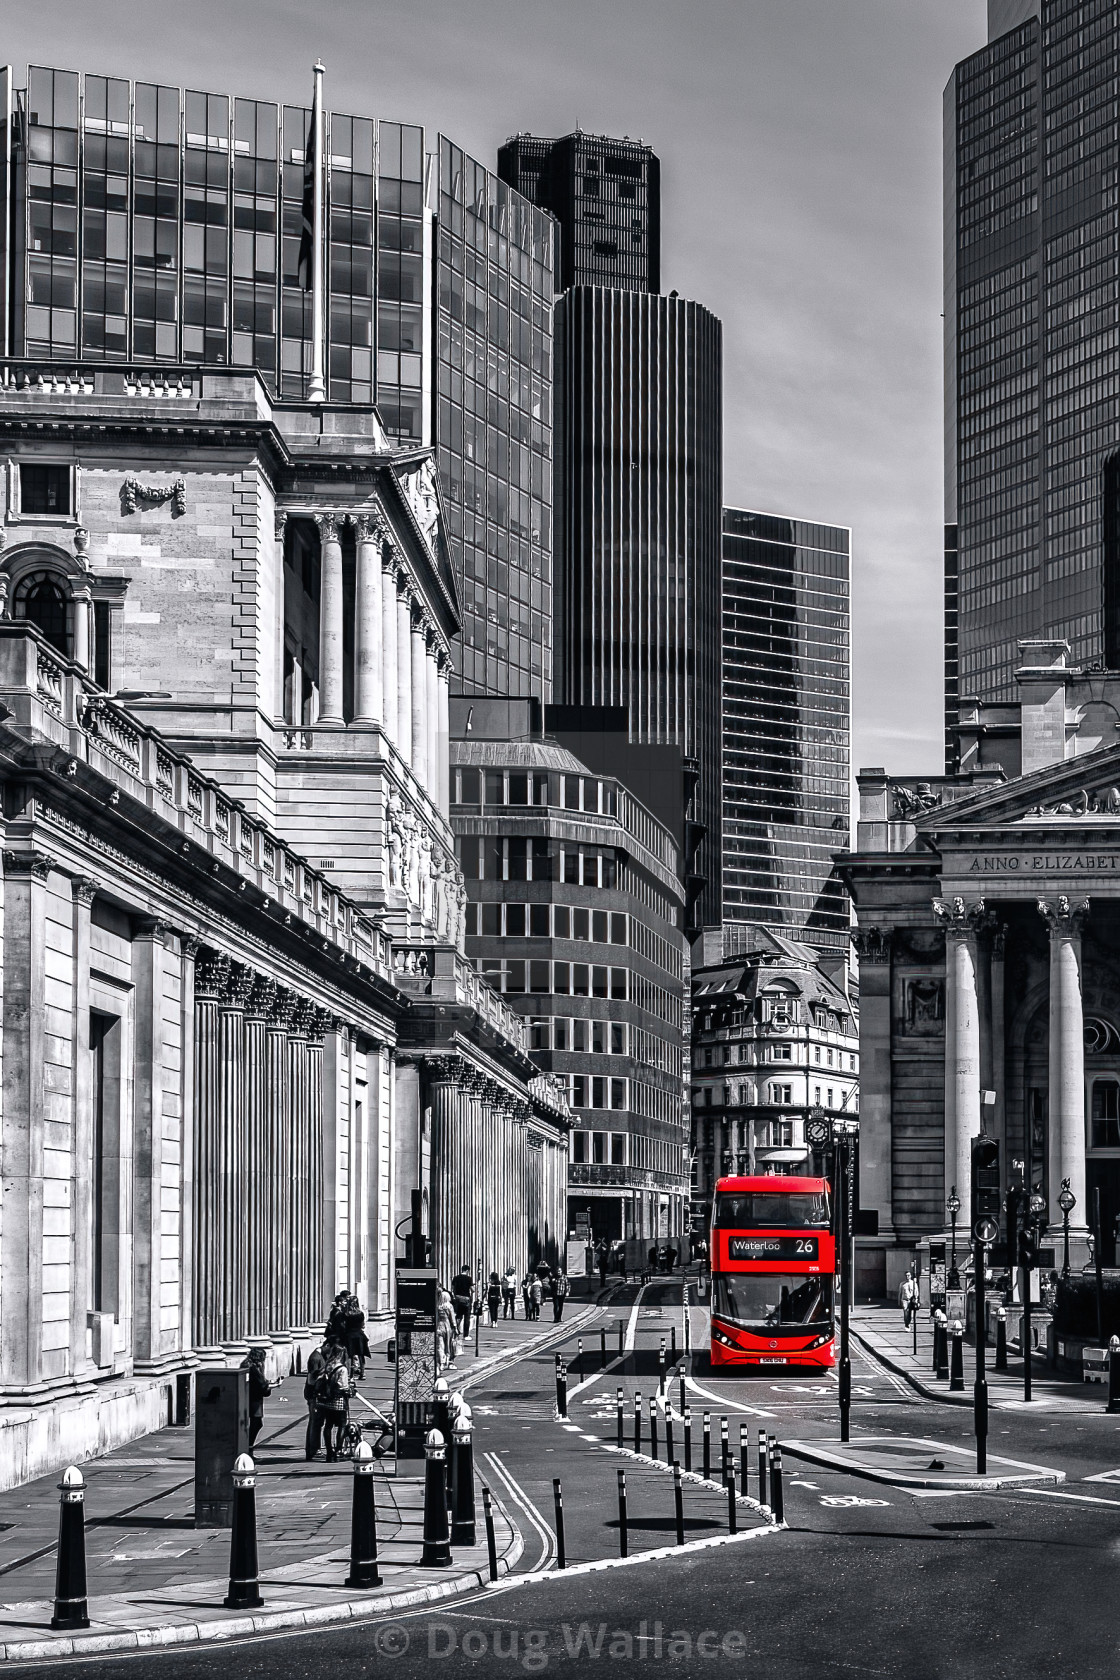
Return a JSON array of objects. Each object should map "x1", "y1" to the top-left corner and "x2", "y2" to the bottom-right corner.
[
  {"x1": 0, "y1": 1302, "x2": 604, "y2": 1662},
  {"x1": 853, "y1": 1304, "x2": 1102, "y2": 1414}
]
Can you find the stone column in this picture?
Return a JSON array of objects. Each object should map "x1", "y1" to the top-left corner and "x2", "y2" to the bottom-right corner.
[
  {"x1": 132, "y1": 917, "x2": 169, "y2": 1370},
  {"x1": 192, "y1": 954, "x2": 251, "y2": 1351},
  {"x1": 353, "y1": 513, "x2": 383, "y2": 725},
  {"x1": 192, "y1": 951, "x2": 228, "y2": 1352},
  {"x1": 382, "y1": 555, "x2": 399, "y2": 750},
  {"x1": 244, "y1": 976, "x2": 277, "y2": 1339},
  {"x1": 437, "y1": 653, "x2": 451, "y2": 817},
  {"x1": 71, "y1": 584, "x2": 92, "y2": 672},
  {"x1": 1038, "y1": 896, "x2": 1090, "y2": 1239},
  {"x1": 411, "y1": 608, "x2": 428, "y2": 788},
  {"x1": 426, "y1": 637, "x2": 440, "y2": 804},
  {"x1": 178, "y1": 935, "x2": 199, "y2": 1364},
  {"x1": 396, "y1": 578, "x2": 413, "y2": 764},
  {"x1": 933, "y1": 898, "x2": 986, "y2": 1220},
  {"x1": 266, "y1": 990, "x2": 295, "y2": 1341},
  {"x1": 68, "y1": 878, "x2": 96, "y2": 1378},
  {"x1": 306, "y1": 1010, "x2": 326, "y2": 1325},
  {"x1": 315, "y1": 512, "x2": 345, "y2": 725},
  {"x1": 287, "y1": 1000, "x2": 313, "y2": 1333}
]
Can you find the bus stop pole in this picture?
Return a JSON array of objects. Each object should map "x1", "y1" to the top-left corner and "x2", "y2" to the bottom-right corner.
[{"x1": 838, "y1": 1127, "x2": 852, "y2": 1444}]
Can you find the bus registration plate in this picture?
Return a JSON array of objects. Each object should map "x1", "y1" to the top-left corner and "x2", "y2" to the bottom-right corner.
[{"x1": 759, "y1": 1356, "x2": 788, "y2": 1364}]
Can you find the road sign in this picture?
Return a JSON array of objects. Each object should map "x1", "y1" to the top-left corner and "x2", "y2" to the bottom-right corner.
[{"x1": 974, "y1": 1215, "x2": 1000, "y2": 1246}]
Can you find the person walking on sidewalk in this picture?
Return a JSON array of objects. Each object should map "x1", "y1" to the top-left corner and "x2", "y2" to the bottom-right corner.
[
  {"x1": 502, "y1": 1265, "x2": 518, "y2": 1318},
  {"x1": 304, "y1": 1340, "x2": 328, "y2": 1459},
  {"x1": 596, "y1": 1239, "x2": 609, "y2": 1288},
  {"x1": 451, "y1": 1265, "x2": 474, "y2": 1339},
  {"x1": 486, "y1": 1271, "x2": 502, "y2": 1325},
  {"x1": 315, "y1": 1344, "x2": 351, "y2": 1462},
  {"x1": 552, "y1": 1269, "x2": 570, "y2": 1322},
  {"x1": 343, "y1": 1294, "x2": 371, "y2": 1381},
  {"x1": 529, "y1": 1272, "x2": 544, "y2": 1321},
  {"x1": 242, "y1": 1347, "x2": 271, "y2": 1449},
  {"x1": 899, "y1": 1270, "x2": 920, "y2": 1329}
]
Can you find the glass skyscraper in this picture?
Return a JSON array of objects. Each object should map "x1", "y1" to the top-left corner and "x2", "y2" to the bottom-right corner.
[
  {"x1": 946, "y1": 1, "x2": 1120, "y2": 713},
  {"x1": 721, "y1": 509, "x2": 850, "y2": 954},
  {"x1": 553, "y1": 288, "x2": 723, "y2": 929},
  {"x1": 0, "y1": 64, "x2": 554, "y2": 699}
]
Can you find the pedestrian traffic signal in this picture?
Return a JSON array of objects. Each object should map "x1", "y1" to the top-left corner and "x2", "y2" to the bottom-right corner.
[
  {"x1": 1018, "y1": 1225, "x2": 1038, "y2": 1270},
  {"x1": 971, "y1": 1134, "x2": 1001, "y2": 1242}
]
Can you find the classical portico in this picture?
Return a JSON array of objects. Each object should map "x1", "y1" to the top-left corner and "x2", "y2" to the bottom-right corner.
[{"x1": 840, "y1": 640, "x2": 1120, "y2": 1291}]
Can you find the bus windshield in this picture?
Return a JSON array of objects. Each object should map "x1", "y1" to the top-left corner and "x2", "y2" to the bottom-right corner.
[
  {"x1": 713, "y1": 1191, "x2": 830, "y2": 1230},
  {"x1": 713, "y1": 1272, "x2": 833, "y2": 1333}
]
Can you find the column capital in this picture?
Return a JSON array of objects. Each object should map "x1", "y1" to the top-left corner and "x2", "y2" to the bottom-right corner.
[
  {"x1": 354, "y1": 509, "x2": 386, "y2": 543},
  {"x1": 274, "y1": 509, "x2": 288, "y2": 542},
  {"x1": 268, "y1": 986, "x2": 299, "y2": 1030},
  {"x1": 244, "y1": 974, "x2": 278, "y2": 1020},
  {"x1": 932, "y1": 896, "x2": 987, "y2": 939},
  {"x1": 2, "y1": 849, "x2": 56, "y2": 880},
  {"x1": 314, "y1": 511, "x2": 344, "y2": 543},
  {"x1": 69, "y1": 875, "x2": 98, "y2": 906},
  {"x1": 195, "y1": 948, "x2": 232, "y2": 1000},
  {"x1": 852, "y1": 926, "x2": 890, "y2": 964},
  {"x1": 1037, "y1": 894, "x2": 1089, "y2": 937}
]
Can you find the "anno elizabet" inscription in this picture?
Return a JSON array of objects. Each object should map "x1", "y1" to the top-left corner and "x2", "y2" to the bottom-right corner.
[{"x1": 966, "y1": 853, "x2": 1120, "y2": 873}]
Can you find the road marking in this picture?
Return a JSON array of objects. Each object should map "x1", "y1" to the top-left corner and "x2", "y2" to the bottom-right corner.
[
  {"x1": 820, "y1": 1495, "x2": 891, "y2": 1508},
  {"x1": 789, "y1": 1479, "x2": 819, "y2": 1489},
  {"x1": 624, "y1": 1284, "x2": 651, "y2": 1352},
  {"x1": 483, "y1": 1451, "x2": 555, "y2": 1571},
  {"x1": 1012, "y1": 1487, "x2": 1120, "y2": 1508},
  {"x1": 682, "y1": 1370, "x2": 776, "y2": 1418},
  {"x1": 1084, "y1": 1468, "x2": 1120, "y2": 1483}
]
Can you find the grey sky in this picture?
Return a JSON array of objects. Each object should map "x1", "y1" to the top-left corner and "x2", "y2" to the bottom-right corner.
[{"x1": 6, "y1": 0, "x2": 987, "y2": 774}]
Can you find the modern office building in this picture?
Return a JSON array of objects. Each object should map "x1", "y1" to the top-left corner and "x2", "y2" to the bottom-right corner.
[
  {"x1": 449, "y1": 699, "x2": 690, "y2": 1243},
  {"x1": 553, "y1": 287, "x2": 723, "y2": 930},
  {"x1": 689, "y1": 929, "x2": 858, "y2": 1233},
  {"x1": 0, "y1": 63, "x2": 555, "y2": 699},
  {"x1": 497, "y1": 131, "x2": 659, "y2": 295},
  {"x1": 721, "y1": 508, "x2": 851, "y2": 954},
  {"x1": 944, "y1": 0, "x2": 1120, "y2": 715}
]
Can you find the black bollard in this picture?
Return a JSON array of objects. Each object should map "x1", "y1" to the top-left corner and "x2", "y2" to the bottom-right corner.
[
  {"x1": 684, "y1": 1405, "x2": 693, "y2": 1473},
  {"x1": 770, "y1": 1444, "x2": 785, "y2": 1525},
  {"x1": 931, "y1": 1310, "x2": 940, "y2": 1373},
  {"x1": 554, "y1": 1354, "x2": 567, "y2": 1418},
  {"x1": 659, "y1": 1339, "x2": 667, "y2": 1396},
  {"x1": 433, "y1": 1377, "x2": 451, "y2": 1442},
  {"x1": 1108, "y1": 1336, "x2": 1120, "y2": 1415},
  {"x1": 739, "y1": 1422, "x2": 749, "y2": 1496},
  {"x1": 995, "y1": 1308, "x2": 1008, "y2": 1373},
  {"x1": 617, "y1": 1386, "x2": 625, "y2": 1449},
  {"x1": 617, "y1": 1467, "x2": 628, "y2": 1558},
  {"x1": 678, "y1": 1369, "x2": 686, "y2": 1416},
  {"x1": 936, "y1": 1313, "x2": 949, "y2": 1381},
  {"x1": 618, "y1": 1320, "x2": 624, "y2": 1360},
  {"x1": 720, "y1": 1415, "x2": 729, "y2": 1486},
  {"x1": 949, "y1": 1320, "x2": 965, "y2": 1393},
  {"x1": 703, "y1": 1411, "x2": 711, "y2": 1480},
  {"x1": 421, "y1": 1428, "x2": 452, "y2": 1567},
  {"x1": 482, "y1": 1485, "x2": 498, "y2": 1582},
  {"x1": 634, "y1": 1392, "x2": 642, "y2": 1454},
  {"x1": 345, "y1": 1441, "x2": 382, "y2": 1588},
  {"x1": 673, "y1": 1460, "x2": 685, "y2": 1546},
  {"x1": 665, "y1": 1404, "x2": 675, "y2": 1465},
  {"x1": 601, "y1": 1327, "x2": 607, "y2": 1367},
  {"x1": 51, "y1": 1467, "x2": 90, "y2": 1630},
  {"x1": 577, "y1": 1338, "x2": 585, "y2": 1382},
  {"x1": 768, "y1": 1434, "x2": 778, "y2": 1492},
  {"x1": 553, "y1": 1478, "x2": 567, "y2": 1569},
  {"x1": 758, "y1": 1430, "x2": 768, "y2": 1509},
  {"x1": 671, "y1": 1325, "x2": 678, "y2": 1362},
  {"x1": 727, "y1": 1464, "x2": 737, "y2": 1534},
  {"x1": 451, "y1": 1403, "x2": 476, "y2": 1546},
  {"x1": 223, "y1": 1453, "x2": 263, "y2": 1609},
  {"x1": 651, "y1": 1405, "x2": 660, "y2": 1461}
]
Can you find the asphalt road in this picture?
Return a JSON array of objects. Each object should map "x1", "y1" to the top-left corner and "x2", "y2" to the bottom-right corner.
[{"x1": 34, "y1": 1281, "x2": 1120, "y2": 1678}]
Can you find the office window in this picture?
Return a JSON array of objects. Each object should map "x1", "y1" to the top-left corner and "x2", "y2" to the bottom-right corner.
[
  {"x1": 1092, "y1": 1081, "x2": 1120, "y2": 1149},
  {"x1": 20, "y1": 462, "x2": 71, "y2": 515}
]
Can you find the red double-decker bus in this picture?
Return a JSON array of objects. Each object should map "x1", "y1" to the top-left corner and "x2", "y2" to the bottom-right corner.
[{"x1": 709, "y1": 1175, "x2": 835, "y2": 1369}]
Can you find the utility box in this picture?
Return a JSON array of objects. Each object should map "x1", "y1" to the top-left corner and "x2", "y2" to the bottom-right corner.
[{"x1": 194, "y1": 1369, "x2": 249, "y2": 1527}]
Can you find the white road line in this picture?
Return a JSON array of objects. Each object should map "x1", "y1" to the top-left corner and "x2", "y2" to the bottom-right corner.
[
  {"x1": 483, "y1": 1451, "x2": 556, "y2": 1571},
  {"x1": 682, "y1": 1370, "x2": 776, "y2": 1418},
  {"x1": 1011, "y1": 1487, "x2": 1120, "y2": 1508},
  {"x1": 625, "y1": 1283, "x2": 651, "y2": 1352}
]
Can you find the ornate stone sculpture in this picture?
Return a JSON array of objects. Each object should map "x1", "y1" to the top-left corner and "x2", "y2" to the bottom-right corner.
[
  {"x1": 932, "y1": 896, "x2": 988, "y2": 938},
  {"x1": 1030, "y1": 785, "x2": 1120, "y2": 817},
  {"x1": 121, "y1": 476, "x2": 186, "y2": 517},
  {"x1": 892, "y1": 781, "x2": 941, "y2": 818},
  {"x1": 1037, "y1": 894, "x2": 1090, "y2": 936}
]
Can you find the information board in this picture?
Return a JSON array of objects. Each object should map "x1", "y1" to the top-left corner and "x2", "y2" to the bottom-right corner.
[{"x1": 394, "y1": 1266, "x2": 438, "y2": 1458}]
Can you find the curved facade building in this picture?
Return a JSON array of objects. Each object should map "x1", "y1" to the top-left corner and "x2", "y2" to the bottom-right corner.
[
  {"x1": 553, "y1": 288, "x2": 723, "y2": 927},
  {"x1": 450, "y1": 723, "x2": 689, "y2": 1240}
]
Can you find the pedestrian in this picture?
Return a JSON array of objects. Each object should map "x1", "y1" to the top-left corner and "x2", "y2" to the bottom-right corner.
[
  {"x1": 552, "y1": 1269, "x2": 570, "y2": 1323},
  {"x1": 596, "y1": 1240, "x2": 609, "y2": 1288},
  {"x1": 486, "y1": 1271, "x2": 502, "y2": 1326},
  {"x1": 502, "y1": 1265, "x2": 518, "y2": 1318},
  {"x1": 451, "y1": 1264, "x2": 474, "y2": 1339},
  {"x1": 343, "y1": 1293, "x2": 371, "y2": 1381},
  {"x1": 521, "y1": 1273, "x2": 532, "y2": 1319},
  {"x1": 899, "y1": 1270, "x2": 920, "y2": 1329},
  {"x1": 304, "y1": 1340, "x2": 328, "y2": 1459},
  {"x1": 529, "y1": 1273, "x2": 543, "y2": 1321},
  {"x1": 326, "y1": 1290, "x2": 349, "y2": 1345},
  {"x1": 315, "y1": 1343, "x2": 351, "y2": 1462},
  {"x1": 242, "y1": 1347, "x2": 271, "y2": 1449},
  {"x1": 438, "y1": 1288, "x2": 458, "y2": 1369}
]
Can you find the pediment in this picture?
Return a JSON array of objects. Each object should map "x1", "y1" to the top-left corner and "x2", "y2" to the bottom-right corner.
[
  {"x1": 916, "y1": 744, "x2": 1120, "y2": 833},
  {"x1": 390, "y1": 453, "x2": 459, "y2": 606}
]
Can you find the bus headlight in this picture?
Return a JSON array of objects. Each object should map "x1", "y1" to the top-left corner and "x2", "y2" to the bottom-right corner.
[
  {"x1": 713, "y1": 1328, "x2": 738, "y2": 1347},
  {"x1": 805, "y1": 1333, "x2": 832, "y2": 1349}
]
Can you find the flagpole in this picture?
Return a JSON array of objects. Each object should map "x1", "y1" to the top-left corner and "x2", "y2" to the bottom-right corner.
[{"x1": 308, "y1": 59, "x2": 327, "y2": 403}]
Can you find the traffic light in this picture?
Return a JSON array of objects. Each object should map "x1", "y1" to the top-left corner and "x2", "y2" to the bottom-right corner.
[
  {"x1": 970, "y1": 1134, "x2": 1001, "y2": 1243},
  {"x1": 1018, "y1": 1224, "x2": 1038, "y2": 1270}
]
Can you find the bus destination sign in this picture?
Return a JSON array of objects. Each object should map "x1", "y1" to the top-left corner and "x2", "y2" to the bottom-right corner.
[{"x1": 728, "y1": 1235, "x2": 819, "y2": 1262}]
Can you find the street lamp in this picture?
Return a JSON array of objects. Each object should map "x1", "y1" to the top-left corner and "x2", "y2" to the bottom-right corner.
[
  {"x1": 832, "y1": 1117, "x2": 859, "y2": 1444},
  {"x1": 1058, "y1": 1179, "x2": 1077, "y2": 1280},
  {"x1": 947, "y1": 1188, "x2": 962, "y2": 1287}
]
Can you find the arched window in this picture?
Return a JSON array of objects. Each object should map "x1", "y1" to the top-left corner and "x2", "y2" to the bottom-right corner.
[
  {"x1": 1091, "y1": 1080, "x2": 1120, "y2": 1149},
  {"x1": 18, "y1": 575, "x2": 70, "y2": 657}
]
